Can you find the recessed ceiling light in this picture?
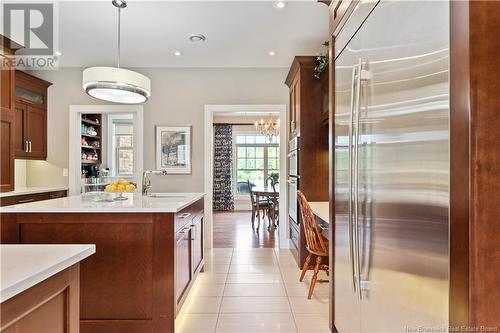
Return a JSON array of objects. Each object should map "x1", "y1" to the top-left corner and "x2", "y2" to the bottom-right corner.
[
  {"x1": 189, "y1": 34, "x2": 206, "y2": 42},
  {"x1": 54, "y1": 51, "x2": 62, "y2": 57},
  {"x1": 274, "y1": 1, "x2": 286, "y2": 9},
  {"x1": 269, "y1": 51, "x2": 276, "y2": 56},
  {"x1": 174, "y1": 51, "x2": 182, "y2": 56}
]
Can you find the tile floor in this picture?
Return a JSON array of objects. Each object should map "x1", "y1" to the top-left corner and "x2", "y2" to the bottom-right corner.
[{"x1": 176, "y1": 248, "x2": 330, "y2": 333}]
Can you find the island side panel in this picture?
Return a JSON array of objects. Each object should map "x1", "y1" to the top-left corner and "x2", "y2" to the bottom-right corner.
[
  {"x1": 0, "y1": 212, "x2": 176, "y2": 333},
  {"x1": 0, "y1": 264, "x2": 80, "y2": 333}
]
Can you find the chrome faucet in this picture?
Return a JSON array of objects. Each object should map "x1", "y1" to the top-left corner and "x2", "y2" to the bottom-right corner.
[{"x1": 142, "y1": 170, "x2": 168, "y2": 195}]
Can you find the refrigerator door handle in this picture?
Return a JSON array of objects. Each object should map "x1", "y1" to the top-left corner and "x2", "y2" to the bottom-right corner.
[
  {"x1": 348, "y1": 63, "x2": 357, "y2": 293},
  {"x1": 353, "y1": 58, "x2": 364, "y2": 300},
  {"x1": 354, "y1": 59, "x2": 371, "y2": 300}
]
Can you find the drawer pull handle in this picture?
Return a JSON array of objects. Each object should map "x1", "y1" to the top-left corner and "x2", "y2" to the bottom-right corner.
[{"x1": 18, "y1": 198, "x2": 35, "y2": 204}]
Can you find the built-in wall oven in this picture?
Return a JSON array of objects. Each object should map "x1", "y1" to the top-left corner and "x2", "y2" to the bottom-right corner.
[{"x1": 288, "y1": 137, "x2": 299, "y2": 224}]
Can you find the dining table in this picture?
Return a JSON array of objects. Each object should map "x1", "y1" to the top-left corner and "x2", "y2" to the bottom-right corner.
[{"x1": 252, "y1": 185, "x2": 279, "y2": 229}]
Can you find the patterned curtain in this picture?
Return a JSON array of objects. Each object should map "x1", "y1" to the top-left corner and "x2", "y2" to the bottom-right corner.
[{"x1": 213, "y1": 124, "x2": 235, "y2": 211}]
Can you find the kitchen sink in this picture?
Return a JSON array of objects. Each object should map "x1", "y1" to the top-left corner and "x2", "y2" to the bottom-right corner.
[{"x1": 147, "y1": 193, "x2": 190, "y2": 199}]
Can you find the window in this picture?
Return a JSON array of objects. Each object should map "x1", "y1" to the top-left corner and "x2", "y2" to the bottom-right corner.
[
  {"x1": 113, "y1": 123, "x2": 134, "y2": 176},
  {"x1": 235, "y1": 134, "x2": 279, "y2": 193}
]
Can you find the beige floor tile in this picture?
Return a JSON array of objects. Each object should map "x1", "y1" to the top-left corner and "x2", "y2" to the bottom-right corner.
[
  {"x1": 175, "y1": 313, "x2": 218, "y2": 333},
  {"x1": 284, "y1": 282, "x2": 330, "y2": 298},
  {"x1": 189, "y1": 282, "x2": 226, "y2": 297},
  {"x1": 180, "y1": 296, "x2": 222, "y2": 314},
  {"x1": 223, "y1": 283, "x2": 286, "y2": 297},
  {"x1": 220, "y1": 297, "x2": 291, "y2": 313},
  {"x1": 226, "y1": 273, "x2": 282, "y2": 284},
  {"x1": 229, "y1": 264, "x2": 280, "y2": 274},
  {"x1": 288, "y1": 297, "x2": 329, "y2": 315},
  {"x1": 293, "y1": 313, "x2": 330, "y2": 333},
  {"x1": 216, "y1": 313, "x2": 297, "y2": 332},
  {"x1": 196, "y1": 272, "x2": 228, "y2": 284},
  {"x1": 231, "y1": 256, "x2": 277, "y2": 265},
  {"x1": 205, "y1": 256, "x2": 233, "y2": 265},
  {"x1": 204, "y1": 264, "x2": 231, "y2": 274}
]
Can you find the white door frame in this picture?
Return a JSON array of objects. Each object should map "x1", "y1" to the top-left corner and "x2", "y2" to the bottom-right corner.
[
  {"x1": 68, "y1": 105, "x2": 144, "y2": 195},
  {"x1": 204, "y1": 104, "x2": 288, "y2": 249}
]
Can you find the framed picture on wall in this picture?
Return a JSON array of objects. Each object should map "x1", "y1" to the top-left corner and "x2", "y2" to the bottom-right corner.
[{"x1": 155, "y1": 125, "x2": 192, "y2": 174}]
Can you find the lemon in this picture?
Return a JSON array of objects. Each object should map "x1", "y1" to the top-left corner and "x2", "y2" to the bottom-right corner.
[
  {"x1": 118, "y1": 179, "x2": 129, "y2": 186},
  {"x1": 105, "y1": 184, "x2": 116, "y2": 192},
  {"x1": 125, "y1": 184, "x2": 135, "y2": 192}
]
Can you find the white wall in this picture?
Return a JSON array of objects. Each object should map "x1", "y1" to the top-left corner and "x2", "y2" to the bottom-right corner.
[{"x1": 32, "y1": 67, "x2": 289, "y2": 192}]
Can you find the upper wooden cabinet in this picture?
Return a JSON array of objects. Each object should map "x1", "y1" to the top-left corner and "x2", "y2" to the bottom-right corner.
[
  {"x1": 285, "y1": 56, "x2": 329, "y2": 201},
  {"x1": 0, "y1": 37, "x2": 19, "y2": 192},
  {"x1": 14, "y1": 70, "x2": 51, "y2": 160}
]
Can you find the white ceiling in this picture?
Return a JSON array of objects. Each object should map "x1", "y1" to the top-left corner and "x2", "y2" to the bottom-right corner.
[{"x1": 55, "y1": 1, "x2": 329, "y2": 68}]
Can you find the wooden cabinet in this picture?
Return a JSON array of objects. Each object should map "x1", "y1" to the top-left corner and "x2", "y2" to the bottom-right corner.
[
  {"x1": 0, "y1": 190, "x2": 68, "y2": 207},
  {"x1": 191, "y1": 214, "x2": 204, "y2": 274},
  {"x1": 285, "y1": 56, "x2": 330, "y2": 268},
  {"x1": 174, "y1": 199, "x2": 205, "y2": 312},
  {"x1": 288, "y1": 75, "x2": 300, "y2": 136},
  {"x1": 175, "y1": 225, "x2": 192, "y2": 304},
  {"x1": 14, "y1": 70, "x2": 51, "y2": 160},
  {"x1": 0, "y1": 265, "x2": 80, "y2": 333},
  {"x1": 0, "y1": 37, "x2": 19, "y2": 192}
]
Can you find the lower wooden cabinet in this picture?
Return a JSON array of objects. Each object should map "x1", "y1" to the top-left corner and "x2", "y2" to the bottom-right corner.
[
  {"x1": 0, "y1": 264, "x2": 80, "y2": 333},
  {"x1": 0, "y1": 190, "x2": 67, "y2": 207},
  {"x1": 174, "y1": 202, "x2": 205, "y2": 313},
  {"x1": 175, "y1": 226, "x2": 192, "y2": 304},
  {"x1": 191, "y1": 214, "x2": 204, "y2": 274}
]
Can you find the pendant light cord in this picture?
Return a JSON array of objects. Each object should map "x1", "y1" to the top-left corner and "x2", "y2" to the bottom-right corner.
[{"x1": 117, "y1": 6, "x2": 121, "y2": 68}]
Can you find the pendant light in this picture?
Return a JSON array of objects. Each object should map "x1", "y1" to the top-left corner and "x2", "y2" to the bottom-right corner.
[{"x1": 82, "y1": 0, "x2": 151, "y2": 104}]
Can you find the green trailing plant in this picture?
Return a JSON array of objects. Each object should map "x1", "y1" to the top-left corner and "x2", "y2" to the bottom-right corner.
[{"x1": 314, "y1": 41, "x2": 330, "y2": 79}]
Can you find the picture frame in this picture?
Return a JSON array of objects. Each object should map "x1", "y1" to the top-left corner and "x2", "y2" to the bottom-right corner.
[{"x1": 155, "y1": 125, "x2": 192, "y2": 174}]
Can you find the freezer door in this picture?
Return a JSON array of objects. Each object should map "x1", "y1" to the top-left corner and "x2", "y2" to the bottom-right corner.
[
  {"x1": 353, "y1": 1, "x2": 450, "y2": 332},
  {"x1": 334, "y1": 27, "x2": 363, "y2": 333}
]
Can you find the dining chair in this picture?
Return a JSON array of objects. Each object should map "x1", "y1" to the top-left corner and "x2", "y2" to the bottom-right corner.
[
  {"x1": 297, "y1": 191, "x2": 329, "y2": 299},
  {"x1": 248, "y1": 180, "x2": 272, "y2": 230},
  {"x1": 267, "y1": 182, "x2": 279, "y2": 228}
]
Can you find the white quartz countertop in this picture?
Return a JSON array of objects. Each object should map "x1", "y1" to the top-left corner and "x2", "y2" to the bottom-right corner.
[
  {"x1": 0, "y1": 186, "x2": 68, "y2": 198},
  {"x1": 309, "y1": 202, "x2": 329, "y2": 224},
  {"x1": 0, "y1": 192, "x2": 205, "y2": 213},
  {"x1": 0, "y1": 244, "x2": 95, "y2": 302}
]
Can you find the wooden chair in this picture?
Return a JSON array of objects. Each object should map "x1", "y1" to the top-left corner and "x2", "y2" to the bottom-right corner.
[
  {"x1": 248, "y1": 180, "x2": 273, "y2": 230},
  {"x1": 297, "y1": 191, "x2": 329, "y2": 299},
  {"x1": 267, "y1": 182, "x2": 279, "y2": 229}
]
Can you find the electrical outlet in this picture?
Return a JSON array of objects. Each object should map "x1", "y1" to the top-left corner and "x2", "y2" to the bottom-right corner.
[{"x1": 63, "y1": 168, "x2": 69, "y2": 177}]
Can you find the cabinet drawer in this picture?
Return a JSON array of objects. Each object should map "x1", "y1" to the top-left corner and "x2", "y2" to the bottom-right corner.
[
  {"x1": 175, "y1": 198, "x2": 203, "y2": 232},
  {"x1": 48, "y1": 190, "x2": 67, "y2": 199},
  {"x1": 0, "y1": 193, "x2": 49, "y2": 207}
]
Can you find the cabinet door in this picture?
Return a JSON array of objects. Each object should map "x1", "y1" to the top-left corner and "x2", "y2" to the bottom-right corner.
[
  {"x1": 191, "y1": 215, "x2": 203, "y2": 274},
  {"x1": 176, "y1": 227, "x2": 192, "y2": 304},
  {"x1": 26, "y1": 105, "x2": 47, "y2": 159},
  {"x1": 289, "y1": 76, "x2": 300, "y2": 136},
  {"x1": 0, "y1": 52, "x2": 15, "y2": 192},
  {"x1": 14, "y1": 102, "x2": 28, "y2": 157},
  {"x1": 0, "y1": 112, "x2": 15, "y2": 192},
  {"x1": 289, "y1": 85, "x2": 296, "y2": 135}
]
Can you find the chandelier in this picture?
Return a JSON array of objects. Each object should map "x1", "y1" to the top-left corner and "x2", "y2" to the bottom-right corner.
[{"x1": 255, "y1": 114, "x2": 280, "y2": 141}]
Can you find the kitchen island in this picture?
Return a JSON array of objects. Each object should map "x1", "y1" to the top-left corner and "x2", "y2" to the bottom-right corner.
[{"x1": 0, "y1": 192, "x2": 205, "y2": 333}]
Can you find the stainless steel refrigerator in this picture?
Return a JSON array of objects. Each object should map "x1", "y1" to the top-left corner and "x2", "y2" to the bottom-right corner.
[{"x1": 334, "y1": 1, "x2": 450, "y2": 332}]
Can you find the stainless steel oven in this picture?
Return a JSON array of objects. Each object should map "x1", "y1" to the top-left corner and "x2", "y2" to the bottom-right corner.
[
  {"x1": 288, "y1": 177, "x2": 298, "y2": 223},
  {"x1": 288, "y1": 137, "x2": 299, "y2": 177},
  {"x1": 288, "y1": 137, "x2": 300, "y2": 223}
]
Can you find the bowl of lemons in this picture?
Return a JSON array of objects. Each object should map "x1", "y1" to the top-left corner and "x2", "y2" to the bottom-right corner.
[{"x1": 105, "y1": 179, "x2": 136, "y2": 201}]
